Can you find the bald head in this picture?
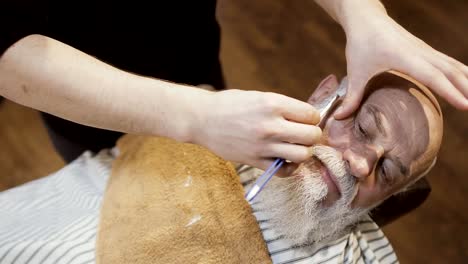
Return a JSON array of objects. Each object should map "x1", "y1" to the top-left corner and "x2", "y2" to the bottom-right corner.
[{"x1": 364, "y1": 70, "x2": 443, "y2": 185}]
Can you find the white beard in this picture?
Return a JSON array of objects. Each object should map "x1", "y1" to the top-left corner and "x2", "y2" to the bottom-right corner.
[{"x1": 255, "y1": 145, "x2": 370, "y2": 247}]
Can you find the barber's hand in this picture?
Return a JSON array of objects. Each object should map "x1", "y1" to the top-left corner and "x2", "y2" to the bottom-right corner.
[
  {"x1": 192, "y1": 89, "x2": 321, "y2": 176},
  {"x1": 334, "y1": 8, "x2": 468, "y2": 119}
]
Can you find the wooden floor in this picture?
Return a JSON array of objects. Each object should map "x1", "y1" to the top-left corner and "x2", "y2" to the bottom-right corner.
[{"x1": 1, "y1": 0, "x2": 467, "y2": 263}]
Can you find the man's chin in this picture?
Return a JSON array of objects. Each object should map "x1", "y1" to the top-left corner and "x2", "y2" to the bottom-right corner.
[{"x1": 261, "y1": 172, "x2": 369, "y2": 246}]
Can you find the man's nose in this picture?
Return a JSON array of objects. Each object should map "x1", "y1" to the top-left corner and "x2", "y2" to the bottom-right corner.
[{"x1": 343, "y1": 145, "x2": 384, "y2": 179}]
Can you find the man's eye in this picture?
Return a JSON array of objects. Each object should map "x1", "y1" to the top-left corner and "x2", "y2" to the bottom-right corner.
[
  {"x1": 357, "y1": 123, "x2": 368, "y2": 138},
  {"x1": 380, "y1": 162, "x2": 393, "y2": 184},
  {"x1": 381, "y1": 165, "x2": 387, "y2": 178}
]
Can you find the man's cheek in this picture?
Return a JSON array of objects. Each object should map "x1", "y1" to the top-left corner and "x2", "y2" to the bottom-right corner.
[
  {"x1": 352, "y1": 186, "x2": 387, "y2": 209},
  {"x1": 323, "y1": 120, "x2": 353, "y2": 149}
]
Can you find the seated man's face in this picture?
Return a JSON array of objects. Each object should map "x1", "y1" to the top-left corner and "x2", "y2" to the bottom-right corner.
[{"x1": 260, "y1": 71, "x2": 443, "y2": 245}]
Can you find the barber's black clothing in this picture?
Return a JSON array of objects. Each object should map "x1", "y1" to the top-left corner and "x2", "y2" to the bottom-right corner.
[{"x1": 1, "y1": 0, "x2": 224, "y2": 162}]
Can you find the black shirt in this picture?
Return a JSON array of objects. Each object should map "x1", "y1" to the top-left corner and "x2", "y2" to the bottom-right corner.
[{"x1": 1, "y1": 0, "x2": 224, "y2": 161}]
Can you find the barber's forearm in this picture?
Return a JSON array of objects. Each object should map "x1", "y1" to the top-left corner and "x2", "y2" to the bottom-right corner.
[
  {"x1": 0, "y1": 34, "x2": 208, "y2": 141},
  {"x1": 314, "y1": 0, "x2": 388, "y2": 33}
]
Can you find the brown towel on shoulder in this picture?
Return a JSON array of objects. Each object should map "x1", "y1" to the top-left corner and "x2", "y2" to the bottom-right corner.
[{"x1": 96, "y1": 135, "x2": 271, "y2": 264}]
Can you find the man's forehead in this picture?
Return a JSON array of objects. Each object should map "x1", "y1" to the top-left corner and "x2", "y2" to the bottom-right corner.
[
  {"x1": 361, "y1": 85, "x2": 431, "y2": 174},
  {"x1": 366, "y1": 87, "x2": 418, "y2": 105}
]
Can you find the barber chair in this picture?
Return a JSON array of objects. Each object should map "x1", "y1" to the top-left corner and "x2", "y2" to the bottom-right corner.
[{"x1": 369, "y1": 178, "x2": 431, "y2": 227}]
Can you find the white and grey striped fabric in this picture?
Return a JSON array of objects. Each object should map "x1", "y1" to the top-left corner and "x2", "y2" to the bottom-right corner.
[
  {"x1": 0, "y1": 151, "x2": 113, "y2": 264},
  {"x1": 0, "y1": 150, "x2": 398, "y2": 264},
  {"x1": 237, "y1": 165, "x2": 399, "y2": 264}
]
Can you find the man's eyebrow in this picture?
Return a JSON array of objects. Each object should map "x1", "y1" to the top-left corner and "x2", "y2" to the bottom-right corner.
[
  {"x1": 366, "y1": 105, "x2": 387, "y2": 136},
  {"x1": 392, "y1": 156, "x2": 409, "y2": 177}
]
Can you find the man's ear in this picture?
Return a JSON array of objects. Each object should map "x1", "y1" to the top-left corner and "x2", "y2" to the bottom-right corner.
[{"x1": 307, "y1": 74, "x2": 340, "y2": 105}]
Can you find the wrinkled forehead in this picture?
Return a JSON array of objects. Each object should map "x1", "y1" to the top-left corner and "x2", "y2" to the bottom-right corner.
[
  {"x1": 366, "y1": 87, "x2": 422, "y2": 109},
  {"x1": 361, "y1": 82, "x2": 433, "y2": 175}
]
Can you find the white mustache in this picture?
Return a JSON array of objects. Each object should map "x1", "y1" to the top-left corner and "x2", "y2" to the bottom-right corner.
[
  {"x1": 311, "y1": 145, "x2": 357, "y2": 203},
  {"x1": 259, "y1": 145, "x2": 370, "y2": 246}
]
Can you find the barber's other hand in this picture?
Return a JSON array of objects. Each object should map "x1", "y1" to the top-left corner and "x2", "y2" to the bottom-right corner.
[
  {"x1": 334, "y1": 5, "x2": 468, "y2": 119},
  {"x1": 192, "y1": 89, "x2": 321, "y2": 176}
]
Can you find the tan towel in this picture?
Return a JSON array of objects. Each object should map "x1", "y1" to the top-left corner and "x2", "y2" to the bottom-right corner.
[{"x1": 96, "y1": 135, "x2": 271, "y2": 264}]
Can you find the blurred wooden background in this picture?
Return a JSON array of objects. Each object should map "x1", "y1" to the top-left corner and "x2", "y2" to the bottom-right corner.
[{"x1": 0, "y1": 0, "x2": 467, "y2": 263}]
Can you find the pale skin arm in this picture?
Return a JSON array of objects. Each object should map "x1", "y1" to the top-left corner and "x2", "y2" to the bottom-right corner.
[
  {"x1": 0, "y1": 35, "x2": 206, "y2": 140},
  {"x1": 0, "y1": 34, "x2": 321, "y2": 174},
  {"x1": 314, "y1": 0, "x2": 468, "y2": 118}
]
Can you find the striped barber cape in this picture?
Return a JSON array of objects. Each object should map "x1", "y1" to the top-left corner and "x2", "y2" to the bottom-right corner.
[
  {"x1": 0, "y1": 150, "x2": 398, "y2": 264},
  {"x1": 237, "y1": 165, "x2": 398, "y2": 264}
]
